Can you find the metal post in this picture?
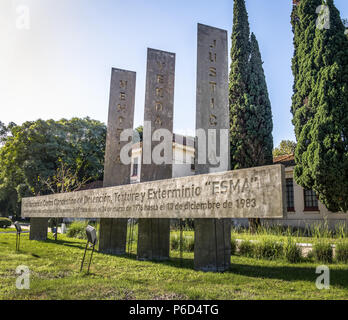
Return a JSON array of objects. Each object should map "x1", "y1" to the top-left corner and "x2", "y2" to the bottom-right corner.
[
  {"x1": 87, "y1": 244, "x2": 96, "y2": 274},
  {"x1": 80, "y1": 241, "x2": 89, "y2": 272},
  {"x1": 55, "y1": 218, "x2": 58, "y2": 241},
  {"x1": 180, "y1": 219, "x2": 183, "y2": 267}
]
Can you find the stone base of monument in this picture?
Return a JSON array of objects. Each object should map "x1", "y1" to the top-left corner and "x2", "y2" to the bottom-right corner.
[
  {"x1": 29, "y1": 218, "x2": 48, "y2": 241},
  {"x1": 98, "y1": 218, "x2": 127, "y2": 254},
  {"x1": 137, "y1": 218, "x2": 170, "y2": 261},
  {"x1": 194, "y1": 219, "x2": 231, "y2": 272}
]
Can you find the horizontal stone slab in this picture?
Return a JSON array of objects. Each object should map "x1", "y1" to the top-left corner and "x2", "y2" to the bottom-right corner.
[{"x1": 21, "y1": 164, "x2": 286, "y2": 219}]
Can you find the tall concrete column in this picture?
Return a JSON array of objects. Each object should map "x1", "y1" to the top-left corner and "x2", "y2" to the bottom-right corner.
[
  {"x1": 137, "y1": 48, "x2": 175, "y2": 261},
  {"x1": 194, "y1": 24, "x2": 231, "y2": 272},
  {"x1": 99, "y1": 68, "x2": 136, "y2": 254},
  {"x1": 29, "y1": 218, "x2": 48, "y2": 241}
]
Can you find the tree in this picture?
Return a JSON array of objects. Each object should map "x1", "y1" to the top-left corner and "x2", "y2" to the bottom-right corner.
[
  {"x1": 230, "y1": 0, "x2": 252, "y2": 170},
  {"x1": 273, "y1": 140, "x2": 297, "y2": 157},
  {"x1": 39, "y1": 159, "x2": 91, "y2": 194},
  {"x1": 0, "y1": 122, "x2": 16, "y2": 146},
  {"x1": 247, "y1": 33, "x2": 274, "y2": 165},
  {"x1": 133, "y1": 125, "x2": 143, "y2": 142},
  {"x1": 40, "y1": 159, "x2": 92, "y2": 240},
  {"x1": 229, "y1": 0, "x2": 274, "y2": 231},
  {"x1": 291, "y1": 0, "x2": 348, "y2": 212},
  {"x1": 0, "y1": 117, "x2": 106, "y2": 217}
]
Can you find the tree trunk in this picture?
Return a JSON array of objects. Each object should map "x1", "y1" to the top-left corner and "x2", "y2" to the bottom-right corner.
[{"x1": 248, "y1": 218, "x2": 261, "y2": 234}]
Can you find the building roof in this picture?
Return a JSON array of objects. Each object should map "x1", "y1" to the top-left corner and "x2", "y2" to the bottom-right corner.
[{"x1": 273, "y1": 154, "x2": 295, "y2": 167}]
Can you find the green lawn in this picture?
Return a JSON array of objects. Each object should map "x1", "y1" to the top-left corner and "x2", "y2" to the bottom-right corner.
[
  {"x1": 0, "y1": 227, "x2": 17, "y2": 233},
  {"x1": 1, "y1": 232, "x2": 348, "y2": 300},
  {"x1": 230, "y1": 232, "x2": 339, "y2": 244}
]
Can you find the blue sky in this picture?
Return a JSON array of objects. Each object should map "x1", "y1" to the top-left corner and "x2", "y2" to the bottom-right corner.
[{"x1": 1, "y1": 0, "x2": 348, "y2": 147}]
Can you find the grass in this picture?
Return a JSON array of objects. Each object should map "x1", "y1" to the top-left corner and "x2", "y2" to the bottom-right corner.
[
  {"x1": 231, "y1": 229, "x2": 345, "y2": 245},
  {"x1": 312, "y1": 241, "x2": 333, "y2": 264},
  {"x1": 1, "y1": 232, "x2": 348, "y2": 300},
  {"x1": 0, "y1": 227, "x2": 17, "y2": 233},
  {"x1": 336, "y1": 241, "x2": 348, "y2": 263}
]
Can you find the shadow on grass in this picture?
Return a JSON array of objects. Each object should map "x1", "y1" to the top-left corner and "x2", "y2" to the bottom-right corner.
[
  {"x1": 39, "y1": 239, "x2": 348, "y2": 288},
  {"x1": 45, "y1": 238, "x2": 86, "y2": 250},
  {"x1": 229, "y1": 262, "x2": 348, "y2": 287},
  {"x1": 98, "y1": 251, "x2": 195, "y2": 270},
  {"x1": 112, "y1": 252, "x2": 348, "y2": 287}
]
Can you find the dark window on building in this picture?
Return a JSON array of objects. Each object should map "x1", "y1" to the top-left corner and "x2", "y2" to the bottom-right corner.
[
  {"x1": 286, "y1": 178, "x2": 295, "y2": 211},
  {"x1": 132, "y1": 158, "x2": 138, "y2": 177},
  {"x1": 304, "y1": 189, "x2": 319, "y2": 211},
  {"x1": 191, "y1": 157, "x2": 195, "y2": 171}
]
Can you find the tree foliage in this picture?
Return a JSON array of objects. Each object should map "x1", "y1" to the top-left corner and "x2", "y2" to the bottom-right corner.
[
  {"x1": 229, "y1": 0, "x2": 273, "y2": 170},
  {"x1": 229, "y1": 0, "x2": 274, "y2": 231},
  {"x1": 0, "y1": 117, "x2": 106, "y2": 216},
  {"x1": 291, "y1": 0, "x2": 348, "y2": 212},
  {"x1": 273, "y1": 140, "x2": 297, "y2": 157}
]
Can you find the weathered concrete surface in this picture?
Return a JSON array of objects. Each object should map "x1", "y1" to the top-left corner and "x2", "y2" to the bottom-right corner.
[
  {"x1": 194, "y1": 218, "x2": 231, "y2": 272},
  {"x1": 29, "y1": 218, "x2": 48, "y2": 241},
  {"x1": 99, "y1": 218, "x2": 128, "y2": 254},
  {"x1": 194, "y1": 24, "x2": 231, "y2": 272},
  {"x1": 138, "y1": 48, "x2": 175, "y2": 261},
  {"x1": 137, "y1": 219, "x2": 170, "y2": 261},
  {"x1": 99, "y1": 68, "x2": 136, "y2": 255},
  {"x1": 21, "y1": 164, "x2": 287, "y2": 219}
]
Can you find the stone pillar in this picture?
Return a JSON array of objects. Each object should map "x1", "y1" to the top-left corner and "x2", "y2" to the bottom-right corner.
[
  {"x1": 137, "y1": 48, "x2": 175, "y2": 261},
  {"x1": 194, "y1": 24, "x2": 231, "y2": 272},
  {"x1": 99, "y1": 68, "x2": 136, "y2": 254},
  {"x1": 29, "y1": 218, "x2": 48, "y2": 241}
]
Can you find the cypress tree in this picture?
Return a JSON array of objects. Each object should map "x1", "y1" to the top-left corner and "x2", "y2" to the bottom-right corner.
[
  {"x1": 247, "y1": 33, "x2": 274, "y2": 165},
  {"x1": 230, "y1": 0, "x2": 251, "y2": 170},
  {"x1": 230, "y1": 0, "x2": 273, "y2": 169},
  {"x1": 291, "y1": 0, "x2": 348, "y2": 212},
  {"x1": 229, "y1": 0, "x2": 274, "y2": 230}
]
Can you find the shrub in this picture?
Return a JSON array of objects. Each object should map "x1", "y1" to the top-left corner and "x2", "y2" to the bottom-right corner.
[
  {"x1": 284, "y1": 237, "x2": 302, "y2": 263},
  {"x1": 170, "y1": 234, "x2": 194, "y2": 252},
  {"x1": 336, "y1": 241, "x2": 348, "y2": 263},
  {"x1": 312, "y1": 241, "x2": 333, "y2": 263},
  {"x1": 231, "y1": 237, "x2": 237, "y2": 255},
  {"x1": 310, "y1": 222, "x2": 332, "y2": 239},
  {"x1": 184, "y1": 236, "x2": 194, "y2": 252},
  {"x1": 0, "y1": 217, "x2": 12, "y2": 228},
  {"x1": 66, "y1": 221, "x2": 88, "y2": 239},
  {"x1": 171, "y1": 234, "x2": 180, "y2": 250},
  {"x1": 254, "y1": 239, "x2": 283, "y2": 260},
  {"x1": 238, "y1": 240, "x2": 254, "y2": 257}
]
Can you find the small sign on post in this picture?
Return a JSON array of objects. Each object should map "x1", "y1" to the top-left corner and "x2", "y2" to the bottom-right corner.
[
  {"x1": 80, "y1": 225, "x2": 98, "y2": 274},
  {"x1": 14, "y1": 222, "x2": 22, "y2": 252}
]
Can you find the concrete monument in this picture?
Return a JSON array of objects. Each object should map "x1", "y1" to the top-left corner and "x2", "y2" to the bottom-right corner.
[
  {"x1": 194, "y1": 24, "x2": 230, "y2": 272},
  {"x1": 99, "y1": 68, "x2": 136, "y2": 254},
  {"x1": 22, "y1": 165, "x2": 286, "y2": 220},
  {"x1": 137, "y1": 48, "x2": 176, "y2": 261},
  {"x1": 29, "y1": 217, "x2": 48, "y2": 241}
]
